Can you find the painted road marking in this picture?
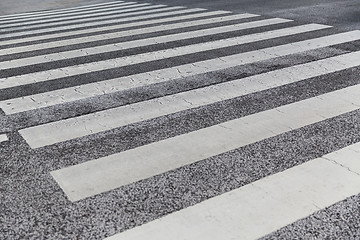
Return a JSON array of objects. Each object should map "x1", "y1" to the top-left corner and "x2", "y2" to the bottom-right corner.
[
  {"x1": 0, "y1": 8, "x2": 214, "y2": 46},
  {"x1": 0, "y1": 134, "x2": 8, "y2": 143},
  {"x1": 0, "y1": 4, "x2": 174, "y2": 31},
  {"x1": 18, "y1": 50, "x2": 360, "y2": 148},
  {"x1": 2, "y1": 22, "x2": 317, "y2": 76},
  {"x1": 0, "y1": 23, "x2": 328, "y2": 85},
  {"x1": 103, "y1": 142, "x2": 360, "y2": 240},
  {"x1": 50, "y1": 83, "x2": 360, "y2": 201},
  {"x1": 0, "y1": 6, "x2": 188, "y2": 39},
  {"x1": 0, "y1": 2, "x2": 143, "y2": 26},
  {"x1": 0, "y1": 13, "x2": 259, "y2": 56},
  {"x1": 3, "y1": 1, "x2": 360, "y2": 239},
  {"x1": 1, "y1": 19, "x2": 309, "y2": 71},
  {"x1": 0, "y1": 1, "x2": 129, "y2": 21},
  {"x1": 4, "y1": 30, "x2": 360, "y2": 114}
]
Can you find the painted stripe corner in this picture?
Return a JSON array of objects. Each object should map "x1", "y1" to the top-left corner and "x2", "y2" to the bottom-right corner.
[{"x1": 0, "y1": 134, "x2": 8, "y2": 143}]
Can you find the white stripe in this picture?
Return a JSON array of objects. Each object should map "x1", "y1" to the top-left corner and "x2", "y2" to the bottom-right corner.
[
  {"x1": 0, "y1": 1, "x2": 127, "y2": 20},
  {"x1": 0, "y1": 4, "x2": 172, "y2": 32},
  {"x1": 0, "y1": 6, "x2": 187, "y2": 39},
  {"x1": 0, "y1": 134, "x2": 8, "y2": 143},
  {"x1": 0, "y1": 2, "x2": 138, "y2": 24},
  {"x1": 0, "y1": 3, "x2": 161, "y2": 29},
  {"x1": 0, "y1": 18, "x2": 292, "y2": 69},
  {"x1": 49, "y1": 83, "x2": 360, "y2": 201},
  {"x1": 0, "y1": 24, "x2": 330, "y2": 87},
  {"x1": 0, "y1": 13, "x2": 260, "y2": 56},
  {"x1": 0, "y1": 10, "x2": 230, "y2": 47},
  {"x1": 103, "y1": 143, "x2": 360, "y2": 240},
  {"x1": 18, "y1": 51, "x2": 360, "y2": 148},
  {"x1": 323, "y1": 143, "x2": 360, "y2": 174},
  {"x1": 2, "y1": 30, "x2": 358, "y2": 114}
]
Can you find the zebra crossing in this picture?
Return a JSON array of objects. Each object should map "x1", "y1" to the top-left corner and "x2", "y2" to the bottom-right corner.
[
  {"x1": 17, "y1": 51, "x2": 360, "y2": 149},
  {"x1": 51, "y1": 81, "x2": 360, "y2": 201},
  {"x1": 1, "y1": 0, "x2": 360, "y2": 239},
  {"x1": 105, "y1": 142, "x2": 360, "y2": 240}
]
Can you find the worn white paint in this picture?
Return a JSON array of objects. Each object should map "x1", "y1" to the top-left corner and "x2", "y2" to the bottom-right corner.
[
  {"x1": 0, "y1": 13, "x2": 260, "y2": 56},
  {"x1": 0, "y1": 2, "x2": 141, "y2": 26},
  {"x1": 19, "y1": 51, "x2": 360, "y2": 148},
  {"x1": 323, "y1": 143, "x2": 360, "y2": 174},
  {"x1": 50, "y1": 83, "x2": 360, "y2": 201},
  {"x1": 0, "y1": 1, "x2": 128, "y2": 21},
  {"x1": 0, "y1": 5, "x2": 174, "y2": 30},
  {"x1": 0, "y1": 6, "x2": 187, "y2": 39},
  {"x1": 0, "y1": 18, "x2": 298, "y2": 69},
  {"x1": 0, "y1": 24, "x2": 331, "y2": 88},
  {"x1": 0, "y1": 134, "x2": 8, "y2": 143},
  {"x1": 2, "y1": 30, "x2": 359, "y2": 114},
  {"x1": 0, "y1": 9, "x2": 222, "y2": 46},
  {"x1": 0, "y1": 3, "x2": 151, "y2": 28},
  {"x1": 103, "y1": 143, "x2": 360, "y2": 240}
]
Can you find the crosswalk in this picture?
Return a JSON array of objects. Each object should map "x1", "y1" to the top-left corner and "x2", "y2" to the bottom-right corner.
[
  {"x1": 105, "y1": 142, "x2": 360, "y2": 240},
  {"x1": 1, "y1": 0, "x2": 360, "y2": 239}
]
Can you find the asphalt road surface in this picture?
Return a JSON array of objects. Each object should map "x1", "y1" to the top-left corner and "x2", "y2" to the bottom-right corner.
[{"x1": 0, "y1": 0, "x2": 360, "y2": 239}]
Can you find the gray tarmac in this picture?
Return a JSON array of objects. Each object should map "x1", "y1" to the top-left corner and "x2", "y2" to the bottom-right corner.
[{"x1": 1, "y1": 0, "x2": 360, "y2": 239}]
